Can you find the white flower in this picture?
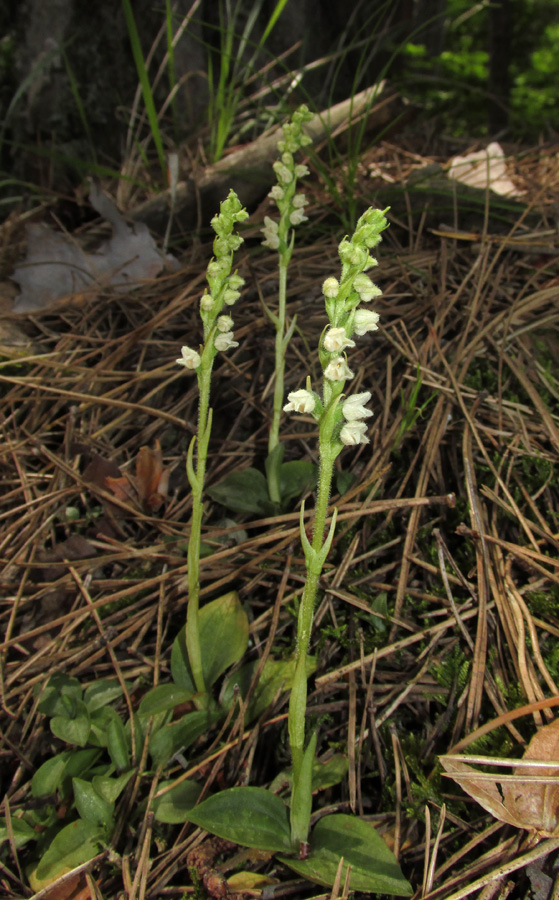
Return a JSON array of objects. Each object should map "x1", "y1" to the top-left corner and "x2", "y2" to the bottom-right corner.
[
  {"x1": 273, "y1": 161, "x2": 293, "y2": 184},
  {"x1": 269, "y1": 185, "x2": 285, "y2": 201},
  {"x1": 294, "y1": 164, "x2": 309, "y2": 178},
  {"x1": 324, "y1": 357, "x2": 354, "y2": 382},
  {"x1": 176, "y1": 345, "x2": 201, "y2": 369},
  {"x1": 292, "y1": 193, "x2": 307, "y2": 208},
  {"x1": 353, "y1": 308, "x2": 380, "y2": 336},
  {"x1": 340, "y1": 421, "x2": 369, "y2": 445},
  {"x1": 223, "y1": 289, "x2": 241, "y2": 305},
  {"x1": 214, "y1": 331, "x2": 239, "y2": 352},
  {"x1": 323, "y1": 327, "x2": 355, "y2": 353},
  {"x1": 228, "y1": 273, "x2": 245, "y2": 291},
  {"x1": 342, "y1": 392, "x2": 373, "y2": 421},
  {"x1": 353, "y1": 273, "x2": 382, "y2": 302},
  {"x1": 283, "y1": 389, "x2": 316, "y2": 414},
  {"x1": 290, "y1": 208, "x2": 308, "y2": 226},
  {"x1": 322, "y1": 277, "x2": 340, "y2": 299},
  {"x1": 200, "y1": 291, "x2": 214, "y2": 311},
  {"x1": 217, "y1": 315, "x2": 234, "y2": 332},
  {"x1": 261, "y1": 216, "x2": 280, "y2": 250}
]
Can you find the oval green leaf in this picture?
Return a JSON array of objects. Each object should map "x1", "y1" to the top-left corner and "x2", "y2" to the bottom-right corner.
[
  {"x1": 152, "y1": 779, "x2": 203, "y2": 823},
  {"x1": 186, "y1": 787, "x2": 291, "y2": 852},
  {"x1": 51, "y1": 700, "x2": 91, "y2": 747},
  {"x1": 139, "y1": 684, "x2": 194, "y2": 717},
  {"x1": 221, "y1": 655, "x2": 316, "y2": 722},
  {"x1": 172, "y1": 592, "x2": 249, "y2": 692},
  {"x1": 84, "y1": 679, "x2": 125, "y2": 711},
  {"x1": 72, "y1": 778, "x2": 114, "y2": 829},
  {"x1": 279, "y1": 814, "x2": 413, "y2": 895},
  {"x1": 206, "y1": 468, "x2": 273, "y2": 515},
  {"x1": 148, "y1": 709, "x2": 218, "y2": 767},
  {"x1": 279, "y1": 460, "x2": 317, "y2": 505},
  {"x1": 107, "y1": 711, "x2": 130, "y2": 771},
  {"x1": 33, "y1": 819, "x2": 104, "y2": 885}
]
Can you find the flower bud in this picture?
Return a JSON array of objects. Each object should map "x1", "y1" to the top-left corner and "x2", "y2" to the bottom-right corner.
[
  {"x1": 353, "y1": 274, "x2": 382, "y2": 302},
  {"x1": 217, "y1": 315, "x2": 234, "y2": 332},
  {"x1": 227, "y1": 273, "x2": 245, "y2": 291},
  {"x1": 223, "y1": 289, "x2": 241, "y2": 305},
  {"x1": 200, "y1": 292, "x2": 214, "y2": 311},
  {"x1": 322, "y1": 277, "x2": 340, "y2": 299}
]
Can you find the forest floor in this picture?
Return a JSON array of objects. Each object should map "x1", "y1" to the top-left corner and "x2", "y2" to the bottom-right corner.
[{"x1": 1, "y1": 128, "x2": 559, "y2": 900}]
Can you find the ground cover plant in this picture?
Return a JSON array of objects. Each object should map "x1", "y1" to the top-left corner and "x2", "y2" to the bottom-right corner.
[{"x1": 1, "y1": 27, "x2": 559, "y2": 900}]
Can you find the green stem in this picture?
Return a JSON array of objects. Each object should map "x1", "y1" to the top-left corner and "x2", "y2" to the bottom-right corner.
[
  {"x1": 186, "y1": 356, "x2": 213, "y2": 701},
  {"x1": 267, "y1": 253, "x2": 288, "y2": 505},
  {"x1": 288, "y1": 439, "x2": 336, "y2": 787}
]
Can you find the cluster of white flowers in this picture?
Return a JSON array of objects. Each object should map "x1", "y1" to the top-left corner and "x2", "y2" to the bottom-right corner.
[
  {"x1": 176, "y1": 191, "x2": 247, "y2": 374},
  {"x1": 283, "y1": 206, "x2": 389, "y2": 448},
  {"x1": 261, "y1": 216, "x2": 280, "y2": 251},
  {"x1": 261, "y1": 106, "x2": 313, "y2": 254}
]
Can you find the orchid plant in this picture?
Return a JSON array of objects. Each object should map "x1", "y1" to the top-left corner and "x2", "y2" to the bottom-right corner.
[
  {"x1": 261, "y1": 104, "x2": 314, "y2": 505},
  {"x1": 184, "y1": 203, "x2": 412, "y2": 896},
  {"x1": 177, "y1": 190, "x2": 248, "y2": 701}
]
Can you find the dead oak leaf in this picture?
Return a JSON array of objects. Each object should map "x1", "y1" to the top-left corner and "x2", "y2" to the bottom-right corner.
[{"x1": 441, "y1": 719, "x2": 559, "y2": 837}]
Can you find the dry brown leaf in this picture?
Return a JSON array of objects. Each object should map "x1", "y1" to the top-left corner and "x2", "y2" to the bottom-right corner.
[
  {"x1": 135, "y1": 439, "x2": 169, "y2": 511},
  {"x1": 442, "y1": 721, "x2": 559, "y2": 837},
  {"x1": 502, "y1": 720, "x2": 559, "y2": 835},
  {"x1": 440, "y1": 756, "x2": 525, "y2": 829}
]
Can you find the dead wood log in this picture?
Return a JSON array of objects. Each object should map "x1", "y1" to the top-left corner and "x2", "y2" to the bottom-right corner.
[{"x1": 131, "y1": 82, "x2": 404, "y2": 235}]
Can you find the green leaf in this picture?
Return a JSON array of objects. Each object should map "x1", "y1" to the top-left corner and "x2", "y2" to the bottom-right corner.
[
  {"x1": 84, "y1": 679, "x2": 124, "y2": 711},
  {"x1": 279, "y1": 814, "x2": 413, "y2": 894},
  {"x1": 51, "y1": 700, "x2": 91, "y2": 746},
  {"x1": 270, "y1": 753, "x2": 349, "y2": 795},
  {"x1": 138, "y1": 684, "x2": 194, "y2": 717},
  {"x1": 206, "y1": 468, "x2": 274, "y2": 515},
  {"x1": 91, "y1": 770, "x2": 134, "y2": 804},
  {"x1": 72, "y1": 778, "x2": 114, "y2": 829},
  {"x1": 0, "y1": 817, "x2": 38, "y2": 849},
  {"x1": 172, "y1": 591, "x2": 249, "y2": 692},
  {"x1": 221, "y1": 656, "x2": 317, "y2": 722},
  {"x1": 279, "y1": 461, "x2": 317, "y2": 505},
  {"x1": 335, "y1": 469, "x2": 356, "y2": 495},
  {"x1": 186, "y1": 787, "x2": 292, "y2": 852},
  {"x1": 89, "y1": 706, "x2": 117, "y2": 747},
  {"x1": 290, "y1": 733, "x2": 316, "y2": 846},
  {"x1": 107, "y1": 711, "x2": 130, "y2": 771},
  {"x1": 170, "y1": 629, "x2": 195, "y2": 692},
  {"x1": 32, "y1": 749, "x2": 101, "y2": 798},
  {"x1": 31, "y1": 752, "x2": 71, "y2": 798},
  {"x1": 33, "y1": 819, "x2": 104, "y2": 884},
  {"x1": 149, "y1": 709, "x2": 218, "y2": 766},
  {"x1": 37, "y1": 674, "x2": 83, "y2": 717},
  {"x1": 311, "y1": 754, "x2": 349, "y2": 791},
  {"x1": 152, "y1": 779, "x2": 203, "y2": 823}
]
